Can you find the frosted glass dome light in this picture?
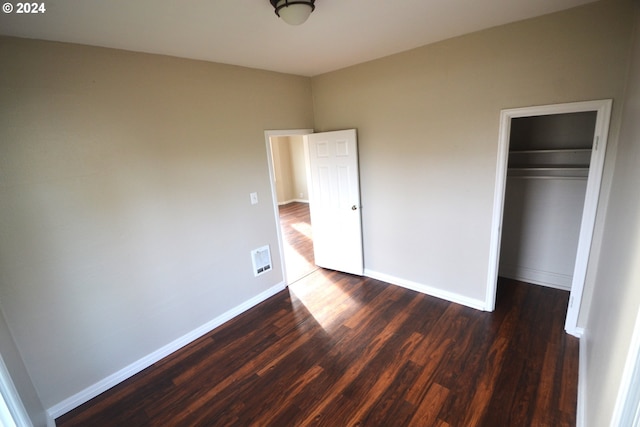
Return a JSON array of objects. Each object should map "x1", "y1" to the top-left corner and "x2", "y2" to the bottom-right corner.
[{"x1": 271, "y1": 0, "x2": 315, "y2": 26}]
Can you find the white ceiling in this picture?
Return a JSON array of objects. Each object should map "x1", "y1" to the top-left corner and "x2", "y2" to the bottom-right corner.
[{"x1": 0, "y1": 0, "x2": 597, "y2": 76}]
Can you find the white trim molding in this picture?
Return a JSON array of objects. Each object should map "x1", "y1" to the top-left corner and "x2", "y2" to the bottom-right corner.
[
  {"x1": 564, "y1": 100, "x2": 613, "y2": 336},
  {"x1": 0, "y1": 354, "x2": 33, "y2": 427},
  {"x1": 47, "y1": 281, "x2": 286, "y2": 420},
  {"x1": 365, "y1": 269, "x2": 486, "y2": 311},
  {"x1": 278, "y1": 199, "x2": 310, "y2": 206},
  {"x1": 577, "y1": 335, "x2": 588, "y2": 427},
  {"x1": 611, "y1": 308, "x2": 640, "y2": 427},
  {"x1": 499, "y1": 264, "x2": 572, "y2": 291}
]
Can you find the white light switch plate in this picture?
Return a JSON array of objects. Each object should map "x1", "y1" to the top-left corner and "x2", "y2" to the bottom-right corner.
[{"x1": 250, "y1": 192, "x2": 258, "y2": 205}]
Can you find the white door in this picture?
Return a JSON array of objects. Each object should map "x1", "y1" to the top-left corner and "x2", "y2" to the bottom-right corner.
[{"x1": 306, "y1": 129, "x2": 364, "y2": 276}]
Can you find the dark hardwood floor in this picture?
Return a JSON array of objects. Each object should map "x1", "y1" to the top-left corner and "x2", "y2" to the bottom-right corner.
[
  {"x1": 279, "y1": 202, "x2": 317, "y2": 283},
  {"x1": 57, "y1": 271, "x2": 578, "y2": 427}
]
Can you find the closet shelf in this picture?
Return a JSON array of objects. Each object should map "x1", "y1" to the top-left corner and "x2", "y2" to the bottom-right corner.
[
  {"x1": 508, "y1": 166, "x2": 590, "y2": 171},
  {"x1": 509, "y1": 148, "x2": 592, "y2": 154},
  {"x1": 507, "y1": 166, "x2": 589, "y2": 179},
  {"x1": 508, "y1": 147, "x2": 591, "y2": 179}
]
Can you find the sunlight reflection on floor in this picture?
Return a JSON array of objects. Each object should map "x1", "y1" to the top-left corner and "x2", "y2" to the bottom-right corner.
[
  {"x1": 283, "y1": 240, "x2": 316, "y2": 283},
  {"x1": 289, "y1": 270, "x2": 362, "y2": 333},
  {"x1": 291, "y1": 221, "x2": 312, "y2": 238}
]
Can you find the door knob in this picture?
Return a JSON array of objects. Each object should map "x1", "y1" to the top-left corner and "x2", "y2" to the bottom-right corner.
[{"x1": 352, "y1": 205, "x2": 358, "y2": 210}]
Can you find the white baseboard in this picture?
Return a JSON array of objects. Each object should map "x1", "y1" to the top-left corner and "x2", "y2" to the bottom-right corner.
[
  {"x1": 278, "y1": 199, "x2": 309, "y2": 206},
  {"x1": 577, "y1": 335, "x2": 587, "y2": 427},
  {"x1": 572, "y1": 326, "x2": 585, "y2": 338},
  {"x1": 499, "y1": 264, "x2": 572, "y2": 290},
  {"x1": 46, "y1": 281, "x2": 286, "y2": 421},
  {"x1": 364, "y1": 269, "x2": 486, "y2": 311}
]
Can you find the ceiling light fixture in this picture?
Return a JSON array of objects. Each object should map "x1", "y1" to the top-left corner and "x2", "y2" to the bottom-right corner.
[{"x1": 270, "y1": 0, "x2": 315, "y2": 26}]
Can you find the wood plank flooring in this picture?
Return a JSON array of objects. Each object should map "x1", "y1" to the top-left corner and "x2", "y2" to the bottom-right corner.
[
  {"x1": 56, "y1": 272, "x2": 578, "y2": 426},
  {"x1": 279, "y1": 202, "x2": 317, "y2": 283}
]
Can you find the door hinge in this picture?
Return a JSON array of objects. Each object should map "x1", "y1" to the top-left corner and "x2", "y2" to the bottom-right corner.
[{"x1": 594, "y1": 136, "x2": 600, "y2": 151}]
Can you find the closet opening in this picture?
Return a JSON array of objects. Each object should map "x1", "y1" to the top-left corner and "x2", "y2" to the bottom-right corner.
[
  {"x1": 499, "y1": 111, "x2": 596, "y2": 291},
  {"x1": 486, "y1": 100, "x2": 612, "y2": 336}
]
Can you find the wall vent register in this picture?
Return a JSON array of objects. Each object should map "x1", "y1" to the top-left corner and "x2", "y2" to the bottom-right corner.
[{"x1": 251, "y1": 245, "x2": 272, "y2": 276}]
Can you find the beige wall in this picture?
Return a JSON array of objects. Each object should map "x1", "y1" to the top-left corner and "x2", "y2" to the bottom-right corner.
[
  {"x1": 271, "y1": 136, "x2": 295, "y2": 203},
  {"x1": 289, "y1": 136, "x2": 309, "y2": 201},
  {"x1": 311, "y1": 0, "x2": 634, "y2": 304},
  {"x1": 0, "y1": 37, "x2": 313, "y2": 409},
  {"x1": 271, "y1": 135, "x2": 309, "y2": 204},
  {"x1": 584, "y1": 6, "x2": 640, "y2": 425}
]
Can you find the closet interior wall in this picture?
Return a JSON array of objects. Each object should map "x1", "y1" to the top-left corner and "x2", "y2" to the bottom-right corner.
[{"x1": 499, "y1": 112, "x2": 597, "y2": 290}]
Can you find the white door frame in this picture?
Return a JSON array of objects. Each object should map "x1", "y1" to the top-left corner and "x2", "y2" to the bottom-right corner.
[
  {"x1": 611, "y1": 307, "x2": 640, "y2": 427},
  {"x1": 485, "y1": 99, "x2": 612, "y2": 337},
  {"x1": 0, "y1": 354, "x2": 32, "y2": 427},
  {"x1": 264, "y1": 129, "x2": 314, "y2": 286}
]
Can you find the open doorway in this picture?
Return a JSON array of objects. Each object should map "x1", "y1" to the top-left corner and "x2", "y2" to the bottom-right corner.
[
  {"x1": 486, "y1": 100, "x2": 612, "y2": 337},
  {"x1": 265, "y1": 129, "x2": 318, "y2": 284},
  {"x1": 266, "y1": 128, "x2": 364, "y2": 283}
]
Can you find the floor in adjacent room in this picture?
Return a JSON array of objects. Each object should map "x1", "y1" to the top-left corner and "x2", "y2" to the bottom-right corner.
[{"x1": 278, "y1": 201, "x2": 317, "y2": 283}]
